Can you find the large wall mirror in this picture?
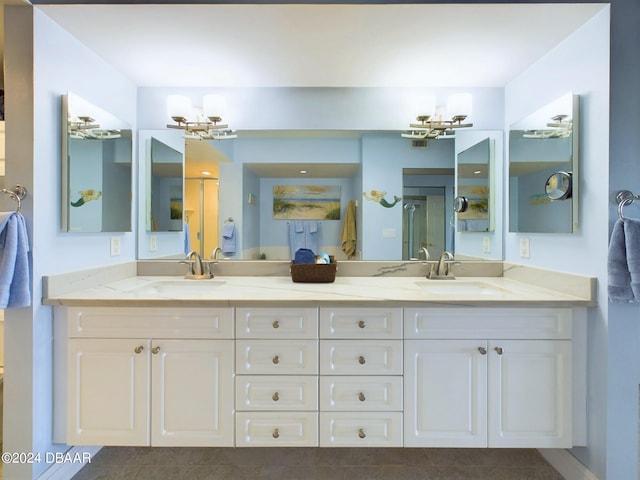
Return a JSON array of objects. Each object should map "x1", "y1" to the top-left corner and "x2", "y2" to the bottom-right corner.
[
  {"x1": 508, "y1": 92, "x2": 579, "y2": 233},
  {"x1": 136, "y1": 130, "x2": 504, "y2": 262},
  {"x1": 62, "y1": 92, "x2": 133, "y2": 232}
]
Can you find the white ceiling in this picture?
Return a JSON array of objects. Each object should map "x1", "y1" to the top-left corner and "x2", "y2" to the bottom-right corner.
[{"x1": 37, "y1": 3, "x2": 606, "y2": 88}]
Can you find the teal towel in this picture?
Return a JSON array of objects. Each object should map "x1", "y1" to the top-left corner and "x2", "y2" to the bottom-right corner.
[{"x1": 0, "y1": 213, "x2": 30, "y2": 308}]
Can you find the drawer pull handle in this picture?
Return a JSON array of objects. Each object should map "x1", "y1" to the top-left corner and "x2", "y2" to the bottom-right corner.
[
  {"x1": 495, "y1": 347, "x2": 504, "y2": 355},
  {"x1": 478, "y1": 347, "x2": 487, "y2": 355},
  {"x1": 134, "y1": 345, "x2": 144, "y2": 354},
  {"x1": 272, "y1": 320, "x2": 280, "y2": 329},
  {"x1": 358, "y1": 355, "x2": 366, "y2": 365},
  {"x1": 272, "y1": 428, "x2": 280, "y2": 439},
  {"x1": 272, "y1": 392, "x2": 280, "y2": 402},
  {"x1": 272, "y1": 355, "x2": 280, "y2": 364},
  {"x1": 358, "y1": 392, "x2": 366, "y2": 402},
  {"x1": 151, "y1": 346, "x2": 161, "y2": 354},
  {"x1": 358, "y1": 320, "x2": 366, "y2": 329},
  {"x1": 358, "y1": 428, "x2": 366, "y2": 439}
]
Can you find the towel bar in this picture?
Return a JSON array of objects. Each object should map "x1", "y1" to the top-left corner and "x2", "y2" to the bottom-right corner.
[
  {"x1": 0, "y1": 185, "x2": 27, "y2": 213},
  {"x1": 616, "y1": 190, "x2": 640, "y2": 220}
]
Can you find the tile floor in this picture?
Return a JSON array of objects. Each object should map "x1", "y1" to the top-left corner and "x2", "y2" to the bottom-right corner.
[{"x1": 71, "y1": 447, "x2": 564, "y2": 480}]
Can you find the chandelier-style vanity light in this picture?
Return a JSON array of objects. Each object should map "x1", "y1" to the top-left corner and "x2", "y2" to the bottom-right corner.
[
  {"x1": 401, "y1": 93, "x2": 473, "y2": 140},
  {"x1": 166, "y1": 94, "x2": 238, "y2": 140},
  {"x1": 67, "y1": 116, "x2": 122, "y2": 140},
  {"x1": 522, "y1": 114, "x2": 573, "y2": 139}
]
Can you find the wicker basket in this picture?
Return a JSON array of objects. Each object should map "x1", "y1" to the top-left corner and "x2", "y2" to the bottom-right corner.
[{"x1": 290, "y1": 257, "x2": 337, "y2": 283}]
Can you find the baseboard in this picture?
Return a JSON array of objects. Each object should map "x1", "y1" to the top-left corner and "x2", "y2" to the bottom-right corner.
[
  {"x1": 36, "y1": 446, "x2": 102, "y2": 480},
  {"x1": 538, "y1": 448, "x2": 600, "y2": 480}
]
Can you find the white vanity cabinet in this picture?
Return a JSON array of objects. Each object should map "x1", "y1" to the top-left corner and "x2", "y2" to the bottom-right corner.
[
  {"x1": 404, "y1": 307, "x2": 573, "y2": 448},
  {"x1": 319, "y1": 307, "x2": 404, "y2": 447},
  {"x1": 54, "y1": 307, "x2": 235, "y2": 447},
  {"x1": 235, "y1": 307, "x2": 319, "y2": 446}
]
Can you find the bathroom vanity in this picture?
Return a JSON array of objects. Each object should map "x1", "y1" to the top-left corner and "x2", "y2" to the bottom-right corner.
[{"x1": 45, "y1": 264, "x2": 593, "y2": 450}]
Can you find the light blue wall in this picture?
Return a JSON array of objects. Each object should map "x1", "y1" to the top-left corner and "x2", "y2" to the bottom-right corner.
[
  {"x1": 505, "y1": 8, "x2": 612, "y2": 479},
  {"x1": 4, "y1": 7, "x2": 138, "y2": 479}
]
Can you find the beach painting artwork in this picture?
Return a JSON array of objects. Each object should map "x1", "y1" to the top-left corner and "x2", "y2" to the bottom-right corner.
[{"x1": 273, "y1": 185, "x2": 341, "y2": 220}]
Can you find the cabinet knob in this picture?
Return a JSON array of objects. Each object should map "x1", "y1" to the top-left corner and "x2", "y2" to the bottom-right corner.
[
  {"x1": 272, "y1": 355, "x2": 280, "y2": 364},
  {"x1": 478, "y1": 346, "x2": 487, "y2": 355},
  {"x1": 358, "y1": 355, "x2": 366, "y2": 365},
  {"x1": 358, "y1": 428, "x2": 366, "y2": 439},
  {"x1": 495, "y1": 346, "x2": 504, "y2": 355},
  {"x1": 358, "y1": 392, "x2": 366, "y2": 402},
  {"x1": 272, "y1": 392, "x2": 280, "y2": 402},
  {"x1": 358, "y1": 320, "x2": 366, "y2": 329},
  {"x1": 272, "y1": 320, "x2": 280, "y2": 329},
  {"x1": 151, "y1": 346, "x2": 161, "y2": 354},
  {"x1": 134, "y1": 345, "x2": 144, "y2": 354},
  {"x1": 272, "y1": 428, "x2": 280, "y2": 439}
]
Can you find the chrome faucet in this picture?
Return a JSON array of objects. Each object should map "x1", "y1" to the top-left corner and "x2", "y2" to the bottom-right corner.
[
  {"x1": 428, "y1": 251, "x2": 456, "y2": 279},
  {"x1": 183, "y1": 251, "x2": 213, "y2": 279},
  {"x1": 419, "y1": 247, "x2": 430, "y2": 261},
  {"x1": 212, "y1": 246, "x2": 222, "y2": 260}
]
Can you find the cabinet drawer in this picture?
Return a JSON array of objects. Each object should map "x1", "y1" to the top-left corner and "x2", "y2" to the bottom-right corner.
[
  {"x1": 320, "y1": 308, "x2": 402, "y2": 339},
  {"x1": 236, "y1": 307, "x2": 318, "y2": 339},
  {"x1": 320, "y1": 340, "x2": 402, "y2": 375},
  {"x1": 65, "y1": 307, "x2": 234, "y2": 339},
  {"x1": 236, "y1": 412, "x2": 318, "y2": 446},
  {"x1": 236, "y1": 375, "x2": 318, "y2": 411},
  {"x1": 320, "y1": 376, "x2": 402, "y2": 411},
  {"x1": 236, "y1": 340, "x2": 318, "y2": 375},
  {"x1": 404, "y1": 308, "x2": 572, "y2": 340},
  {"x1": 320, "y1": 412, "x2": 403, "y2": 447}
]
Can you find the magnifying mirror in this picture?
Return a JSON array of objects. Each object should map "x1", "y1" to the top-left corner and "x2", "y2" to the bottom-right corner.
[
  {"x1": 453, "y1": 195, "x2": 469, "y2": 213},
  {"x1": 544, "y1": 171, "x2": 573, "y2": 200}
]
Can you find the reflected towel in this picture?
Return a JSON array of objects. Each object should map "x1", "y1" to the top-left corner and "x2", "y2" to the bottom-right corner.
[
  {"x1": 289, "y1": 221, "x2": 320, "y2": 259},
  {"x1": 183, "y1": 222, "x2": 190, "y2": 255},
  {"x1": 625, "y1": 218, "x2": 640, "y2": 301},
  {"x1": 0, "y1": 212, "x2": 30, "y2": 308},
  {"x1": 222, "y1": 223, "x2": 236, "y2": 255},
  {"x1": 340, "y1": 200, "x2": 357, "y2": 258}
]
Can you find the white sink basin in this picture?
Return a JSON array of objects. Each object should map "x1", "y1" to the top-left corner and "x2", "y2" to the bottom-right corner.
[
  {"x1": 414, "y1": 280, "x2": 509, "y2": 296},
  {"x1": 128, "y1": 279, "x2": 225, "y2": 297}
]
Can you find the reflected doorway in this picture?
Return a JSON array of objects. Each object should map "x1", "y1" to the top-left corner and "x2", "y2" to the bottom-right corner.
[
  {"x1": 402, "y1": 187, "x2": 446, "y2": 260},
  {"x1": 184, "y1": 177, "x2": 219, "y2": 259}
]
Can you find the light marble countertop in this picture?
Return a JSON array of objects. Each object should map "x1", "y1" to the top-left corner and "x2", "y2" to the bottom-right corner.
[{"x1": 42, "y1": 273, "x2": 595, "y2": 307}]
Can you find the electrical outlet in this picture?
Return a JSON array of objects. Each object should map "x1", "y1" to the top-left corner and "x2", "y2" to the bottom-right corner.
[
  {"x1": 483, "y1": 236, "x2": 491, "y2": 253},
  {"x1": 110, "y1": 236, "x2": 121, "y2": 256},
  {"x1": 149, "y1": 235, "x2": 157, "y2": 252},
  {"x1": 519, "y1": 237, "x2": 530, "y2": 258}
]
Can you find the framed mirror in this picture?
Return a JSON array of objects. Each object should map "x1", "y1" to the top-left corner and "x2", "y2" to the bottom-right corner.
[
  {"x1": 147, "y1": 137, "x2": 184, "y2": 233},
  {"x1": 508, "y1": 92, "x2": 579, "y2": 233},
  {"x1": 455, "y1": 137, "x2": 492, "y2": 233},
  {"x1": 61, "y1": 92, "x2": 132, "y2": 232}
]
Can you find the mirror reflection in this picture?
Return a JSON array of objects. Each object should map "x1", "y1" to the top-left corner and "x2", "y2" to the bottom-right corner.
[
  {"x1": 456, "y1": 137, "x2": 492, "y2": 233},
  {"x1": 62, "y1": 92, "x2": 132, "y2": 232},
  {"x1": 148, "y1": 137, "x2": 183, "y2": 233},
  {"x1": 137, "y1": 130, "x2": 505, "y2": 261},
  {"x1": 508, "y1": 92, "x2": 579, "y2": 233}
]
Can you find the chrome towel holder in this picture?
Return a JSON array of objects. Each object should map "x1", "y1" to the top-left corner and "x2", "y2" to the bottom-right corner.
[
  {"x1": 0, "y1": 185, "x2": 28, "y2": 213},
  {"x1": 616, "y1": 190, "x2": 640, "y2": 221}
]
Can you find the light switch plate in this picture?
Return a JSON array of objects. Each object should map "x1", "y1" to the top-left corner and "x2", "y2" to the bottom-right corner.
[
  {"x1": 110, "y1": 236, "x2": 121, "y2": 256},
  {"x1": 482, "y1": 236, "x2": 491, "y2": 253},
  {"x1": 149, "y1": 235, "x2": 157, "y2": 252},
  {"x1": 382, "y1": 228, "x2": 397, "y2": 238},
  {"x1": 519, "y1": 237, "x2": 530, "y2": 258}
]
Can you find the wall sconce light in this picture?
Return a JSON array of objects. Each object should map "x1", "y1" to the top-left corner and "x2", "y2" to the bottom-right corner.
[
  {"x1": 401, "y1": 93, "x2": 473, "y2": 140},
  {"x1": 166, "y1": 94, "x2": 237, "y2": 140}
]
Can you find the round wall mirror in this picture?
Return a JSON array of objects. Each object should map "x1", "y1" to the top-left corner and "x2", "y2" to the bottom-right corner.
[{"x1": 544, "y1": 171, "x2": 573, "y2": 200}]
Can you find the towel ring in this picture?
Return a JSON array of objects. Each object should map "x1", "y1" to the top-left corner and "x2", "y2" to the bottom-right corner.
[
  {"x1": 0, "y1": 185, "x2": 28, "y2": 213},
  {"x1": 616, "y1": 190, "x2": 640, "y2": 221}
]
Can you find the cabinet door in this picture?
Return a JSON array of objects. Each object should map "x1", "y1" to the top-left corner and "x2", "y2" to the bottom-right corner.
[
  {"x1": 404, "y1": 340, "x2": 487, "y2": 447},
  {"x1": 488, "y1": 340, "x2": 572, "y2": 448},
  {"x1": 67, "y1": 338, "x2": 150, "y2": 446},
  {"x1": 151, "y1": 339, "x2": 234, "y2": 446}
]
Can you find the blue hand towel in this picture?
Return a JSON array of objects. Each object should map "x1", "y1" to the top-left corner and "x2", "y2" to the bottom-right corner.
[
  {"x1": 183, "y1": 222, "x2": 190, "y2": 255},
  {"x1": 0, "y1": 213, "x2": 30, "y2": 308},
  {"x1": 624, "y1": 217, "x2": 640, "y2": 301},
  {"x1": 608, "y1": 219, "x2": 633, "y2": 302},
  {"x1": 288, "y1": 221, "x2": 321, "y2": 259},
  {"x1": 222, "y1": 222, "x2": 236, "y2": 255}
]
